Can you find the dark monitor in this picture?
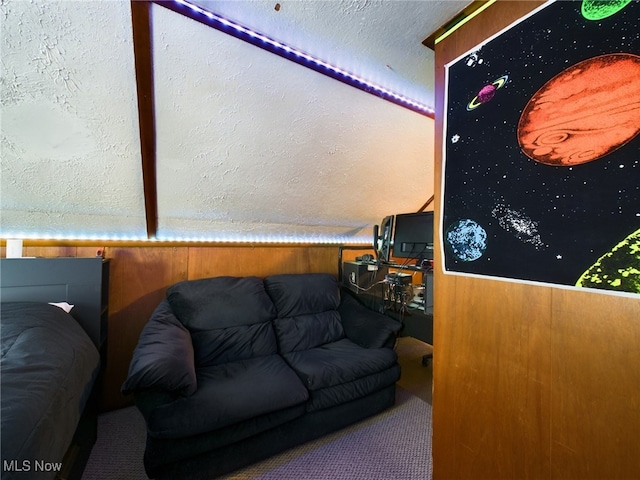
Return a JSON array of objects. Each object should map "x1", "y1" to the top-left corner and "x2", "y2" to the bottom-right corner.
[
  {"x1": 392, "y1": 211, "x2": 434, "y2": 260},
  {"x1": 376, "y1": 215, "x2": 394, "y2": 262}
]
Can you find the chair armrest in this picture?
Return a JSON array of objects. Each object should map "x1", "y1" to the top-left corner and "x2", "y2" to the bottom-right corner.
[
  {"x1": 338, "y1": 289, "x2": 401, "y2": 349},
  {"x1": 121, "y1": 300, "x2": 197, "y2": 397}
]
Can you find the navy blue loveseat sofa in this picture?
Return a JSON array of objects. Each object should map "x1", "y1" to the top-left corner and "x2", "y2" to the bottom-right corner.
[{"x1": 122, "y1": 273, "x2": 401, "y2": 479}]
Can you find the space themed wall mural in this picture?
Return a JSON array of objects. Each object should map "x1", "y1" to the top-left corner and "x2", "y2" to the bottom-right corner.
[{"x1": 441, "y1": 0, "x2": 640, "y2": 297}]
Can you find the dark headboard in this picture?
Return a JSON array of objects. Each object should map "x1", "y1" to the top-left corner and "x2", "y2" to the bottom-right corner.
[{"x1": 0, "y1": 258, "x2": 108, "y2": 349}]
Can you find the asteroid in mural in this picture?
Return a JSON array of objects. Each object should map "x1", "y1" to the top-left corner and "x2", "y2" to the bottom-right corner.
[{"x1": 445, "y1": 219, "x2": 488, "y2": 262}]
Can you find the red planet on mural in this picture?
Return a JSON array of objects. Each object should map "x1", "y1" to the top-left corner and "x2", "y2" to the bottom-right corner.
[{"x1": 518, "y1": 53, "x2": 640, "y2": 166}]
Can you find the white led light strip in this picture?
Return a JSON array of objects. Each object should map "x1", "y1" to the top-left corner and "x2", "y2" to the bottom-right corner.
[{"x1": 5, "y1": 231, "x2": 372, "y2": 245}]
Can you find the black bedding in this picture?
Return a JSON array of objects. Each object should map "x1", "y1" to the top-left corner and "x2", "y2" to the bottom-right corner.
[{"x1": 1, "y1": 302, "x2": 100, "y2": 480}]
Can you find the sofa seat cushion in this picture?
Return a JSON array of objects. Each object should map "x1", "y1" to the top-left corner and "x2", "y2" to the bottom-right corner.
[
  {"x1": 145, "y1": 355, "x2": 309, "y2": 439},
  {"x1": 306, "y1": 364, "x2": 401, "y2": 412},
  {"x1": 283, "y1": 338, "x2": 398, "y2": 410}
]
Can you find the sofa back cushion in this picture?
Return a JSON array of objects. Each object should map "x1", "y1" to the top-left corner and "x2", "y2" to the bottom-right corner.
[
  {"x1": 167, "y1": 276, "x2": 277, "y2": 367},
  {"x1": 264, "y1": 273, "x2": 344, "y2": 353}
]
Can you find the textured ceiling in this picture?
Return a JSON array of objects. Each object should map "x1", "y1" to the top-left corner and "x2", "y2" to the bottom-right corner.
[
  {"x1": 1, "y1": 0, "x2": 146, "y2": 239},
  {"x1": 191, "y1": 0, "x2": 468, "y2": 107},
  {"x1": 0, "y1": 0, "x2": 471, "y2": 242}
]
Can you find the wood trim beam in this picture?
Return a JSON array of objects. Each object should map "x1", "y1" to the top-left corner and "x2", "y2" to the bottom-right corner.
[
  {"x1": 131, "y1": 1, "x2": 158, "y2": 238},
  {"x1": 418, "y1": 195, "x2": 435, "y2": 212}
]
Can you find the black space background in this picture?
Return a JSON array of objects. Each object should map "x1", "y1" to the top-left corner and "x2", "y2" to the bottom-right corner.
[{"x1": 442, "y1": 0, "x2": 640, "y2": 286}]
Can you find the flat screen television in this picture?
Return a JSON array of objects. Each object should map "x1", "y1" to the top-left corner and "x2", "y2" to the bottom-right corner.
[{"x1": 392, "y1": 211, "x2": 434, "y2": 260}]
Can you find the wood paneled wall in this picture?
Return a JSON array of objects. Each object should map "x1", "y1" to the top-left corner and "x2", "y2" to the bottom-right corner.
[
  {"x1": 433, "y1": 2, "x2": 640, "y2": 479},
  {"x1": 3, "y1": 243, "x2": 344, "y2": 411}
]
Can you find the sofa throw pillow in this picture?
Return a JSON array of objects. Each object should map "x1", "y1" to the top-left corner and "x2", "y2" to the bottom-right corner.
[
  {"x1": 167, "y1": 276, "x2": 278, "y2": 366},
  {"x1": 264, "y1": 273, "x2": 344, "y2": 353}
]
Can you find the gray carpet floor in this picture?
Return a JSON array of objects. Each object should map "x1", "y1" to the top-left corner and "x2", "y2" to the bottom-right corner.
[{"x1": 82, "y1": 337, "x2": 433, "y2": 480}]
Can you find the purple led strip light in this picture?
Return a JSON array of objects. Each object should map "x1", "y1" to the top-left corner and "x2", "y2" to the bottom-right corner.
[{"x1": 153, "y1": 0, "x2": 435, "y2": 118}]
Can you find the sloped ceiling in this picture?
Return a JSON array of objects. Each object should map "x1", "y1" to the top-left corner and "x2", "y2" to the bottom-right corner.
[
  {"x1": 0, "y1": 0, "x2": 471, "y2": 243},
  {"x1": 1, "y1": 1, "x2": 146, "y2": 239}
]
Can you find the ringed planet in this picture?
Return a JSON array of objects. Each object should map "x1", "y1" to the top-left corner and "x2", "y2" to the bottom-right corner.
[{"x1": 466, "y1": 75, "x2": 509, "y2": 111}]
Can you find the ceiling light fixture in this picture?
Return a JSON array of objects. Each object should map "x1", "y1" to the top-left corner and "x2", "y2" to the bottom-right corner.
[{"x1": 154, "y1": 0, "x2": 435, "y2": 118}]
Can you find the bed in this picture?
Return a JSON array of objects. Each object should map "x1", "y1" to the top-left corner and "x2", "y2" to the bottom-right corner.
[{"x1": 0, "y1": 257, "x2": 108, "y2": 480}]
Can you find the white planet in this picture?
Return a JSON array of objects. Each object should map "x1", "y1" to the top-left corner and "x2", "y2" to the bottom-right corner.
[{"x1": 446, "y1": 219, "x2": 487, "y2": 262}]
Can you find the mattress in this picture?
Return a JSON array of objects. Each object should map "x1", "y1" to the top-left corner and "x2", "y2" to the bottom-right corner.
[{"x1": 0, "y1": 302, "x2": 100, "y2": 480}]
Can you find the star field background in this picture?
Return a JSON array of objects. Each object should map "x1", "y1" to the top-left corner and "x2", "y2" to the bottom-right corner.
[{"x1": 442, "y1": 0, "x2": 640, "y2": 288}]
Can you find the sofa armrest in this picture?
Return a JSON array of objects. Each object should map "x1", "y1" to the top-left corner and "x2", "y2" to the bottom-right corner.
[
  {"x1": 121, "y1": 300, "x2": 197, "y2": 397},
  {"x1": 132, "y1": 390, "x2": 179, "y2": 426},
  {"x1": 338, "y1": 289, "x2": 401, "y2": 349}
]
